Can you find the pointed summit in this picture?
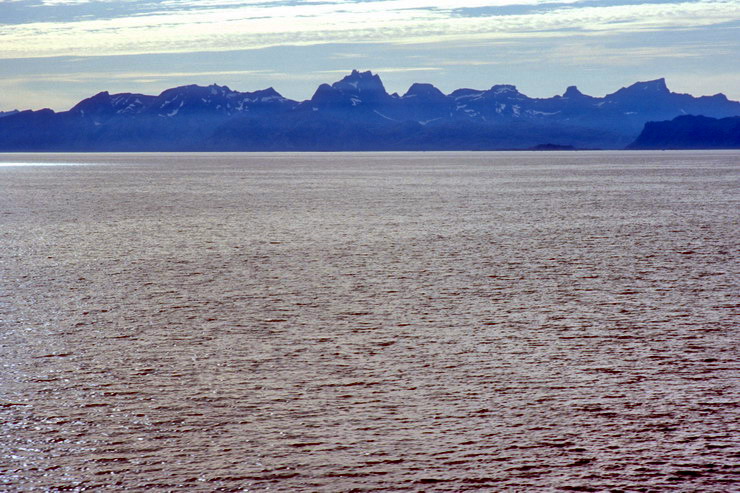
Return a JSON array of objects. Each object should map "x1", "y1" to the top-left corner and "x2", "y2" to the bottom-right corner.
[
  {"x1": 70, "y1": 91, "x2": 112, "y2": 115},
  {"x1": 248, "y1": 87, "x2": 284, "y2": 101},
  {"x1": 563, "y1": 86, "x2": 584, "y2": 98},
  {"x1": 260, "y1": 87, "x2": 280, "y2": 97}
]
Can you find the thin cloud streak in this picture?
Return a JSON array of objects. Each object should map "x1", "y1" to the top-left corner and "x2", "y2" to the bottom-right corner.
[
  {"x1": 314, "y1": 67, "x2": 441, "y2": 74},
  {"x1": 0, "y1": 0, "x2": 737, "y2": 58},
  {"x1": 1, "y1": 66, "x2": 443, "y2": 91},
  {"x1": 2, "y1": 69, "x2": 273, "y2": 83},
  {"x1": 550, "y1": 41, "x2": 738, "y2": 66}
]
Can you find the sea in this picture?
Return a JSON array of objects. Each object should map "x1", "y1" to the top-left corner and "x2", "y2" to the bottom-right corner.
[{"x1": 0, "y1": 151, "x2": 738, "y2": 492}]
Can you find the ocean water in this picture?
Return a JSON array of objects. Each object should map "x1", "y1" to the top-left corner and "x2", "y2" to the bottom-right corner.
[{"x1": 0, "y1": 151, "x2": 738, "y2": 492}]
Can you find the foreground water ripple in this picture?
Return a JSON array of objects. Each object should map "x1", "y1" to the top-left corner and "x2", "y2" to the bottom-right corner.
[{"x1": 0, "y1": 151, "x2": 738, "y2": 491}]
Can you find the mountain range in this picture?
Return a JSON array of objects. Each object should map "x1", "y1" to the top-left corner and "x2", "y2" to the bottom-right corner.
[{"x1": 1, "y1": 70, "x2": 739, "y2": 151}]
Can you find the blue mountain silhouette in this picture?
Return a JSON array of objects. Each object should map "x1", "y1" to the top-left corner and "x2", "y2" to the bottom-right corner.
[{"x1": 1, "y1": 70, "x2": 738, "y2": 151}]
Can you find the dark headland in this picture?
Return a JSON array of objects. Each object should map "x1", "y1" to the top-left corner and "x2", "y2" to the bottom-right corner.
[
  {"x1": 1, "y1": 70, "x2": 739, "y2": 151},
  {"x1": 628, "y1": 115, "x2": 740, "y2": 149}
]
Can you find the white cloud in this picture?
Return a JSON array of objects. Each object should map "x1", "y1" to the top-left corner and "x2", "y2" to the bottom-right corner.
[{"x1": 0, "y1": 0, "x2": 738, "y2": 58}]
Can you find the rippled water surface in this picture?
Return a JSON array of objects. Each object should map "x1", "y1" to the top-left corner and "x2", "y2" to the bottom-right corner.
[{"x1": 1, "y1": 151, "x2": 738, "y2": 491}]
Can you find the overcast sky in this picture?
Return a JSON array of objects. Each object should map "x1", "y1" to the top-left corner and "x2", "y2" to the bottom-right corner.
[{"x1": 1, "y1": 0, "x2": 739, "y2": 110}]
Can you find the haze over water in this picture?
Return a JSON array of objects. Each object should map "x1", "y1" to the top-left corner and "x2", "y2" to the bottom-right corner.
[{"x1": 1, "y1": 152, "x2": 738, "y2": 491}]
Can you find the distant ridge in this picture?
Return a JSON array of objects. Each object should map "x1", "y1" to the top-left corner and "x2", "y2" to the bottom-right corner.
[{"x1": 1, "y1": 70, "x2": 739, "y2": 151}]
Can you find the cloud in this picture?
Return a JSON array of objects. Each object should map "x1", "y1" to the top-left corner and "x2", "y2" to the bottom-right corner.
[
  {"x1": 2, "y1": 0, "x2": 738, "y2": 109},
  {"x1": 0, "y1": 0, "x2": 737, "y2": 58},
  {"x1": 1, "y1": 68, "x2": 274, "y2": 84},
  {"x1": 543, "y1": 35, "x2": 740, "y2": 68},
  {"x1": 314, "y1": 67, "x2": 440, "y2": 74}
]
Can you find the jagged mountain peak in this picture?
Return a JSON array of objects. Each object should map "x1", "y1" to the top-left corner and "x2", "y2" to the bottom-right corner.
[
  {"x1": 332, "y1": 70, "x2": 388, "y2": 97},
  {"x1": 309, "y1": 70, "x2": 391, "y2": 107},
  {"x1": 343, "y1": 69, "x2": 380, "y2": 81},
  {"x1": 563, "y1": 86, "x2": 584, "y2": 98}
]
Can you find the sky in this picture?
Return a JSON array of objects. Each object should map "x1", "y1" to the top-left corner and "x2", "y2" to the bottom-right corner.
[{"x1": 1, "y1": 0, "x2": 739, "y2": 111}]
